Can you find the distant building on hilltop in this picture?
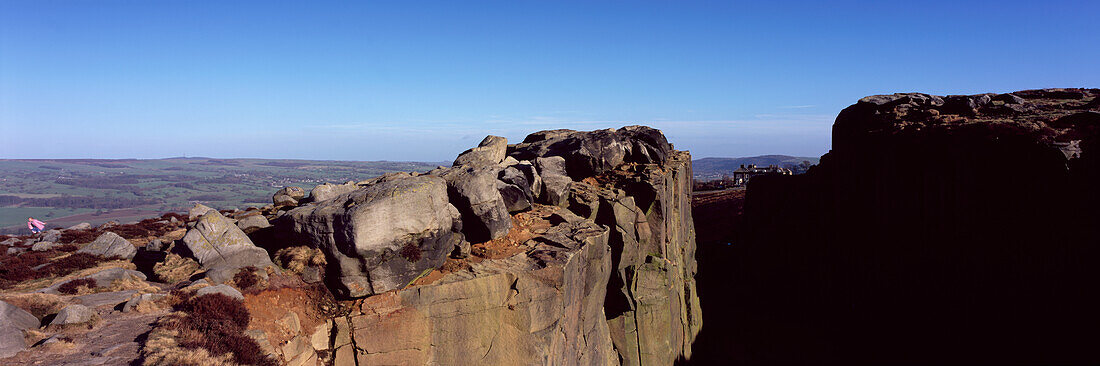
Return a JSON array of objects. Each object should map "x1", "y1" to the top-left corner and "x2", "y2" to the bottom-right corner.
[{"x1": 732, "y1": 164, "x2": 792, "y2": 186}]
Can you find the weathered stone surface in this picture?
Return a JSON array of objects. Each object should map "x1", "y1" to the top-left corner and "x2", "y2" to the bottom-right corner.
[
  {"x1": 309, "y1": 181, "x2": 359, "y2": 203},
  {"x1": 1, "y1": 238, "x2": 18, "y2": 246},
  {"x1": 596, "y1": 153, "x2": 702, "y2": 365},
  {"x1": 182, "y1": 210, "x2": 275, "y2": 284},
  {"x1": 49, "y1": 304, "x2": 95, "y2": 326},
  {"x1": 74, "y1": 290, "x2": 139, "y2": 308},
  {"x1": 273, "y1": 186, "x2": 306, "y2": 207},
  {"x1": 188, "y1": 203, "x2": 215, "y2": 221},
  {"x1": 77, "y1": 232, "x2": 136, "y2": 260},
  {"x1": 439, "y1": 165, "x2": 512, "y2": 243},
  {"x1": 497, "y1": 162, "x2": 541, "y2": 213},
  {"x1": 282, "y1": 175, "x2": 464, "y2": 298},
  {"x1": 350, "y1": 217, "x2": 617, "y2": 365},
  {"x1": 195, "y1": 284, "x2": 244, "y2": 300},
  {"x1": 536, "y1": 156, "x2": 571, "y2": 207},
  {"x1": 453, "y1": 135, "x2": 508, "y2": 167},
  {"x1": 0, "y1": 301, "x2": 38, "y2": 359},
  {"x1": 40, "y1": 230, "x2": 62, "y2": 243}
]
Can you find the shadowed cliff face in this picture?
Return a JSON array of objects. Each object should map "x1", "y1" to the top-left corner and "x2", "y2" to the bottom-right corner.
[{"x1": 690, "y1": 89, "x2": 1100, "y2": 365}]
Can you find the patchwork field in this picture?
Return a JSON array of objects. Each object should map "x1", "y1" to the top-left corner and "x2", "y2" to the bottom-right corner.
[{"x1": 0, "y1": 158, "x2": 443, "y2": 233}]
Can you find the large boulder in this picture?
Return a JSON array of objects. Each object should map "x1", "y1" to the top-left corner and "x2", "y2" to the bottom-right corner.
[
  {"x1": 438, "y1": 165, "x2": 512, "y2": 243},
  {"x1": 0, "y1": 300, "x2": 38, "y2": 331},
  {"x1": 536, "y1": 156, "x2": 572, "y2": 207},
  {"x1": 76, "y1": 232, "x2": 136, "y2": 260},
  {"x1": 49, "y1": 304, "x2": 96, "y2": 327},
  {"x1": 65, "y1": 222, "x2": 92, "y2": 231},
  {"x1": 0, "y1": 300, "x2": 38, "y2": 359},
  {"x1": 273, "y1": 186, "x2": 306, "y2": 207},
  {"x1": 281, "y1": 175, "x2": 465, "y2": 298},
  {"x1": 452, "y1": 135, "x2": 507, "y2": 167},
  {"x1": 496, "y1": 162, "x2": 541, "y2": 213},
  {"x1": 236, "y1": 214, "x2": 271, "y2": 233},
  {"x1": 182, "y1": 210, "x2": 275, "y2": 283},
  {"x1": 310, "y1": 181, "x2": 360, "y2": 203}
]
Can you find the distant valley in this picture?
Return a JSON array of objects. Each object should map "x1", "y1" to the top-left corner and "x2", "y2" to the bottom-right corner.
[
  {"x1": 0, "y1": 158, "x2": 443, "y2": 232},
  {"x1": 691, "y1": 155, "x2": 820, "y2": 180},
  {"x1": 0, "y1": 155, "x2": 815, "y2": 233}
]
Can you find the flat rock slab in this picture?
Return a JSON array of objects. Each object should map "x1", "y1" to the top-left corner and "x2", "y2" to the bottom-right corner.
[
  {"x1": 39, "y1": 268, "x2": 147, "y2": 294},
  {"x1": 73, "y1": 290, "x2": 139, "y2": 308},
  {"x1": 195, "y1": 284, "x2": 244, "y2": 300}
]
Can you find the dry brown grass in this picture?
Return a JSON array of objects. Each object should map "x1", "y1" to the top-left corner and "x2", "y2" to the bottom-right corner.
[
  {"x1": 274, "y1": 246, "x2": 326, "y2": 274},
  {"x1": 107, "y1": 275, "x2": 160, "y2": 293},
  {"x1": 141, "y1": 316, "x2": 235, "y2": 366},
  {"x1": 139, "y1": 293, "x2": 276, "y2": 366},
  {"x1": 0, "y1": 292, "x2": 65, "y2": 319},
  {"x1": 153, "y1": 253, "x2": 200, "y2": 284}
]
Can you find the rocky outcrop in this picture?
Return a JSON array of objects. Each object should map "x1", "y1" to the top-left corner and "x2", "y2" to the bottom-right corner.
[
  {"x1": 733, "y1": 89, "x2": 1100, "y2": 364},
  {"x1": 281, "y1": 174, "x2": 465, "y2": 298},
  {"x1": 297, "y1": 126, "x2": 700, "y2": 365}
]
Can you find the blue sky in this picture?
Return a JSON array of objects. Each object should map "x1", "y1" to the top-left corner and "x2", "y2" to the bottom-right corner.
[{"x1": 1, "y1": 1, "x2": 1097, "y2": 161}]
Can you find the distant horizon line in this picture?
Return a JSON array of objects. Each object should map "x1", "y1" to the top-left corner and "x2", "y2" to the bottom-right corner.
[{"x1": 0, "y1": 153, "x2": 824, "y2": 163}]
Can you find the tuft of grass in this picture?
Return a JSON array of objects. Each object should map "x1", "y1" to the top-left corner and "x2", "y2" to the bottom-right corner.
[
  {"x1": 274, "y1": 246, "x2": 326, "y2": 274},
  {"x1": 232, "y1": 266, "x2": 261, "y2": 291},
  {"x1": 57, "y1": 278, "x2": 98, "y2": 295}
]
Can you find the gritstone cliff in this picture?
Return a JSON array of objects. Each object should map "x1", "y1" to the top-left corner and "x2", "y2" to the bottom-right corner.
[
  {"x1": 274, "y1": 126, "x2": 702, "y2": 365},
  {"x1": 726, "y1": 88, "x2": 1100, "y2": 364}
]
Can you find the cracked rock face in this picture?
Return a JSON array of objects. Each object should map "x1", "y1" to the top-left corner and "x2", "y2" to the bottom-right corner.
[
  {"x1": 282, "y1": 174, "x2": 465, "y2": 298},
  {"x1": 316, "y1": 126, "x2": 701, "y2": 365}
]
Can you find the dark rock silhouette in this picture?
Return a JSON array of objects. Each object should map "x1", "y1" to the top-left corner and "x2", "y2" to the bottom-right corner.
[{"x1": 688, "y1": 88, "x2": 1100, "y2": 365}]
